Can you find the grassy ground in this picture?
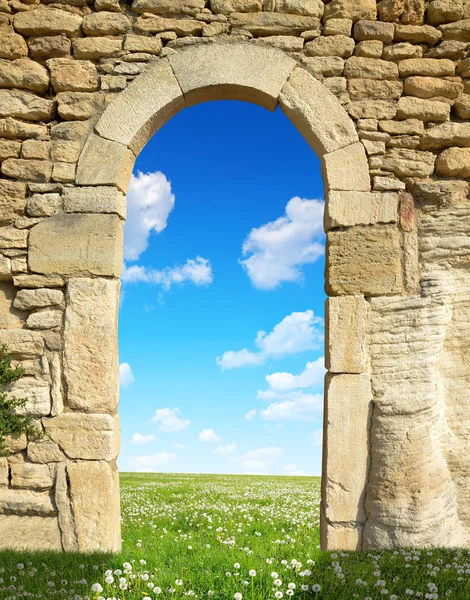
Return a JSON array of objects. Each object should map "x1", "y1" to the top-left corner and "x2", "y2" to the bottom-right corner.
[{"x1": 0, "y1": 472, "x2": 469, "y2": 599}]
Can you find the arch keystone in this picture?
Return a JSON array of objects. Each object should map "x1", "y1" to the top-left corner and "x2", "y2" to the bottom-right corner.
[{"x1": 167, "y1": 42, "x2": 297, "y2": 110}]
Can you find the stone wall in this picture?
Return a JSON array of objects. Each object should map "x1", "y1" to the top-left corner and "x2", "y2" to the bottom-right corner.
[{"x1": 0, "y1": 0, "x2": 470, "y2": 553}]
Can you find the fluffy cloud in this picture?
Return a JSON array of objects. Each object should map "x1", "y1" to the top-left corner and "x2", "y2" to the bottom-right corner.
[
  {"x1": 131, "y1": 433, "x2": 156, "y2": 444},
  {"x1": 214, "y1": 443, "x2": 236, "y2": 454},
  {"x1": 121, "y1": 257, "x2": 213, "y2": 291},
  {"x1": 244, "y1": 409, "x2": 257, "y2": 420},
  {"x1": 151, "y1": 408, "x2": 190, "y2": 432},
  {"x1": 128, "y1": 452, "x2": 176, "y2": 468},
  {"x1": 239, "y1": 197, "x2": 325, "y2": 290},
  {"x1": 124, "y1": 171, "x2": 175, "y2": 261},
  {"x1": 199, "y1": 429, "x2": 220, "y2": 442},
  {"x1": 216, "y1": 310, "x2": 323, "y2": 370},
  {"x1": 119, "y1": 363, "x2": 134, "y2": 388},
  {"x1": 260, "y1": 392, "x2": 323, "y2": 422},
  {"x1": 264, "y1": 357, "x2": 325, "y2": 393}
]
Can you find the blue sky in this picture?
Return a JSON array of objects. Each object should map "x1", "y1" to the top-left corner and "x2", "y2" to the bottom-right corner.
[{"x1": 117, "y1": 100, "x2": 326, "y2": 476}]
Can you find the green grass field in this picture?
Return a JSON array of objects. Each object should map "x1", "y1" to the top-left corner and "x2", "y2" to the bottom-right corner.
[{"x1": 1, "y1": 472, "x2": 469, "y2": 600}]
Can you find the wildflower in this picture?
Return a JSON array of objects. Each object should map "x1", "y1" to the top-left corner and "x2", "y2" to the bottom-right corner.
[
  {"x1": 91, "y1": 584, "x2": 103, "y2": 593},
  {"x1": 275, "y1": 592, "x2": 283, "y2": 599},
  {"x1": 249, "y1": 570, "x2": 256, "y2": 577},
  {"x1": 105, "y1": 577, "x2": 114, "y2": 584},
  {"x1": 154, "y1": 587, "x2": 162, "y2": 594},
  {"x1": 234, "y1": 593, "x2": 243, "y2": 600},
  {"x1": 234, "y1": 563, "x2": 240, "y2": 570},
  {"x1": 312, "y1": 584, "x2": 321, "y2": 592}
]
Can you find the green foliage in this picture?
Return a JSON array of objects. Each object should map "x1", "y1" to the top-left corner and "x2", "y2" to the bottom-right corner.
[{"x1": 0, "y1": 344, "x2": 46, "y2": 457}]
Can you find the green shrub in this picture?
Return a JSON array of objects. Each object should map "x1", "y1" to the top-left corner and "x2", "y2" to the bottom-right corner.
[{"x1": 0, "y1": 344, "x2": 46, "y2": 457}]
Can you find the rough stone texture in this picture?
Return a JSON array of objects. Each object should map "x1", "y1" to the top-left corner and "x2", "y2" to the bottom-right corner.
[
  {"x1": 436, "y1": 147, "x2": 470, "y2": 177},
  {"x1": 63, "y1": 186, "x2": 126, "y2": 218},
  {"x1": 322, "y1": 142, "x2": 371, "y2": 192},
  {"x1": 13, "y1": 8, "x2": 83, "y2": 37},
  {"x1": 230, "y1": 13, "x2": 319, "y2": 35},
  {"x1": 0, "y1": 515, "x2": 62, "y2": 550},
  {"x1": 325, "y1": 191, "x2": 398, "y2": 229},
  {"x1": 326, "y1": 296, "x2": 368, "y2": 373},
  {"x1": 10, "y1": 462, "x2": 53, "y2": 489},
  {"x1": 0, "y1": 58, "x2": 50, "y2": 94},
  {"x1": 27, "y1": 440, "x2": 64, "y2": 463},
  {"x1": 47, "y1": 59, "x2": 99, "y2": 93},
  {"x1": 8, "y1": 377, "x2": 51, "y2": 417},
  {"x1": 0, "y1": 90, "x2": 54, "y2": 121},
  {"x1": 14, "y1": 288, "x2": 63, "y2": 311}
]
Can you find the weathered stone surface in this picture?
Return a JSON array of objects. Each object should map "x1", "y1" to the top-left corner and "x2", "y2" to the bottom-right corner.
[
  {"x1": 454, "y1": 95, "x2": 470, "y2": 119},
  {"x1": 354, "y1": 19, "x2": 394, "y2": 42},
  {"x1": 82, "y1": 12, "x2": 131, "y2": 36},
  {"x1": 324, "y1": 0, "x2": 376, "y2": 23},
  {"x1": 323, "y1": 142, "x2": 371, "y2": 192},
  {"x1": 135, "y1": 14, "x2": 204, "y2": 35},
  {"x1": 28, "y1": 35, "x2": 72, "y2": 61},
  {"x1": 54, "y1": 462, "x2": 78, "y2": 551},
  {"x1": 420, "y1": 122, "x2": 470, "y2": 150},
  {"x1": 0, "y1": 33, "x2": 28, "y2": 59},
  {"x1": 29, "y1": 213, "x2": 123, "y2": 277},
  {"x1": 132, "y1": 0, "x2": 205, "y2": 14},
  {"x1": 354, "y1": 40, "x2": 384, "y2": 58},
  {"x1": 63, "y1": 186, "x2": 126, "y2": 218},
  {"x1": 279, "y1": 67, "x2": 358, "y2": 155},
  {"x1": 0, "y1": 90, "x2": 54, "y2": 121},
  {"x1": 378, "y1": 0, "x2": 426, "y2": 25},
  {"x1": 10, "y1": 462, "x2": 53, "y2": 489},
  {"x1": 255, "y1": 35, "x2": 304, "y2": 51},
  {"x1": 381, "y1": 147, "x2": 436, "y2": 177},
  {"x1": 349, "y1": 100, "x2": 397, "y2": 119},
  {"x1": 12, "y1": 274, "x2": 65, "y2": 288},
  {"x1": 1, "y1": 158, "x2": 53, "y2": 182},
  {"x1": 325, "y1": 191, "x2": 398, "y2": 229},
  {"x1": 383, "y1": 41, "x2": 424, "y2": 60},
  {"x1": 27, "y1": 440, "x2": 63, "y2": 463},
  {"x1": 348, "y1": 79, "x2": 403, "y2": 100},
  {"x1": 14, "y1": 8, "x2": 82, "y2": 38},
  {"x1": 51, "y1": 140, "x2": 81, "y2": 164},
  {"x1": 396, "y1": 96, "x2": 450, "y2": 121},
  {"x1": 439, "y1": 19, "x2": 470, "y2": 42},
  {"x1": 320, "y1": 507, "x2": 363, "y2": 551},
  {"x1": 47, "y1": 59, "x2": 99, "y2": 93},
  {"x1": 322, "y1": 17, "x2": 353, "y2": 36},
  {"x1": 413, "y1": 179, "x2": 469, "y2": 209},
  {"x1": 0, "y1": 282, "x2": 25, "y2": 329},
  {"x1": 64, "y1": 278, "x2": 119, "y2": 414},
  {"x1": 428, "y1": 0, "x2": 464, "y2": 25},
  {"x1": 0, "y1": 180, "x2": 26, "y2": 224},
  {"x1": 426, "y1": 40, "x2": 470, "y2": 59},
  {"x1": 458, "y1": 57, "x2": 470, "y2": 77},
  {"x1": 230, "y1": 12, "x2": 319, "y2": 35},
  {"x1": 0, "y1": 226, "x2": 28, "y2": 248},
  {"x1": 55, "y1": 91, "x2": 104, "y2": 121},
  {"x1": 0, "y1": 487, "x2": 56, "y2": 515},
  {"x1": 27, "y1": 309, "x2": 63, "y2": 330},
  {"x1": 8, "y1": 377, "x2": 51, "y2": 417},
  {"x1": 14, "y1": 288, "x2": 63, "y2": 311},
  {"x1": 0, "y1": 58, "x2": 49, "y2": 94},
  {"x1": 22, "y1": 140, "x2": 50, "y2": 160},
  {"x1": 404, "y1": 76, "x2": 463, "y2": 99},
  {"x1": 0, "y1": 514, "x2": 61, "y2": 550},
  {"x1": 344, "y1": 56, "x2": 399, "y2": 79},
  {"x1": 399, "y1": 57, "x2": 455, "y2": 76},
  {"x1": 211, "y1": 0, "x2": 262, "y2": 13},
  {"x1": 0, "y1": 457, "x2": 7, "y2": 486},
  {"x1": 298, "y1": 55, "x2": 345, "y2": 78},
  {"x1": 305, "y1": 34, "x2": 355, "y2": 57},
  {"x1": 436, "y1": 147, "x2": 470, "y2": 177},
  {"x1": 72, "y1": 37, "x2": 122, "y2": 60},
  {"x1": 43, "y1": 413, "x2": 120, "y2": 460},
  {"x1": 124, "y1": 34, "x2": 163, "y2": 54},
  {"x1": 5, "y1": 433, "x2": 27, "y2": 453},
  {"x1": 27, "y1": 193, "x2": 62, "y2": 217},
  {"x1": 326, "y1": 225, "x2": 403, "y2": 296},
  {"x1": 0, "y1": 117, "x2": 46, "y2": 139},
  {"x1": 394, "y1": 23, "x2": 442, "y2": 44},
  {"x1": 68, "y1": 460, "x2": 121, "y2": 552},
  {"x1": 379, "y1": 118, "x2": 424, "y2": 134},
  {"x1": 50, "y1": 352, "x2": 63, "y2": 416},
  {"x1": 326, "y1": 296, "x2": 368, "y2": 373},
  {"x1": 0, "y1": 329, "x2": 43, "y2": 358}
]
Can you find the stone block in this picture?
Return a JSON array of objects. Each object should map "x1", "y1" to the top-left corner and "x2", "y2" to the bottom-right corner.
[
  {"x1": 229, "y1": 12, "x2": 319, "y2": 35},
  {"x1": 326, "y1": 225, "x2": 403, "y2": 296},
  {"x1": 10, "y1": 462, "x2": 53, "y2": 489},
  {"x1": 344, "y1": 56, "x2": 399, "y2": 79},
  {"x1": 8, "y1": 377, "x2": 51, "y2": 417},
  {"x1": 348, "y1": 79, "x2": 403, "y2": 100},
  {"x1": 428, "y1": 0, "x2": 464, "y2": 25},
  {"x1": 324, "y1": 0, "x2": 376, "y2": 22},
  {"x1": 380, "y1": 148, "x2": 436, "y2": 178},
  {"x1": 454, "y1": 95, "x2": 470, "y2": 119},
  {"x1": 47, "y1": 59, "x2": 99, "y2": 93},
  {"x1": 378, "y1": 0, "x2": 426, "y2": 25},
  {"x1": 28, "y1": 35, "x2": 71, "y2": 60},
  {"x1": 0, "y1": 227, "x2": 28, "y2": 248},
  {"x1": 27, "y1": 440, "x2": 63, "y2": 463},
  {"x1": 354, "y1": 40, "x2": 384, "y2": 58},
  {"x1": 396, "y1": 96, "x2": 450, "y2": 122},
  {"x1": 210, "y1": 0, "x2": 262, "y2": 13},
  {"x1": 254, "y1": 35, "x2": 304, "y2": 51},
  {"x1": 0, "y1": 515, "x2": 61, "y2": 550},
  {"x1": 0, "y1": 140, "x2": 21, "y2": 161},
  {"x1": 279, "y1": 67, "x2": 358, "y2": 156},
  {"x1": 439, "y1": 18, "x2": 470, "y2": 41},
  {"x1": 54, "y1": 462, "x2": 78, "y2": 551},
  {"x1": 426, "y1": 40, "x2": 469, "y2": 59},
  {"x1": 14, "y1": 288, "x2": 64, "y2": 311},
  {"x1": 135, "y1": 14, "x2": 203, "y2": 35},
  {"x1": 322, "y1": 18, "x2": 353, "y2": 36},
  {"x1": 322, "y1": 142, "x2": 371, "y2": 193},
  {"x1": 27, "y1": 193, "x2": 62, "y2": 217},
  {"x1": 0, "y1": 329, "x2": 44, "y2": 358},
  {"x1": 0, "y1": 180, "x2": 26, "y2": 224},
  {"x1": 22, "y1": 140, "x2": 50, "y2": 160},
  {"x1": 132, "y1": 0, "x2": 205, "y2": 14},
  {"x1": 379, "y1": 119, "x2": 424, "y2": 135},
  {"x1": 1, "y1": 158, "x2": 53, "y2": 182},
  {"x1": 326, "y1": 296, "x2": 368, "y2": 373},
  {"x1": 0, "y1": 487, "x2": 56, "y2": 515},
  {"x1": 63, "y1": 186, "x2": 126, "y2": 218},
  {"x1": 12, "y1": 274, "x2": 65, "y2": 288},
  {"x1": 0, "y1": 33, "x2": 28, "y2": 59},
  {"x1": 419, "y1": 122, "x2": 470, "y2": 150},
  {"x1": 5, "y1": 433, "x2": 27, "y2": 453},
  {"x1": 123, "y1": 34, "x2": 163, "y2": 54},
  {"x1": 394, "y1": 24, "x2": 442, "y2": 45},
  {"x1": 300, "y1": 56, "x2": 345, "y2": 78},
  {"x1": 29, "y1": 213, "x2": 123, "y2": 277},
  {"x1": 0, "y1": 90, "x2": 54, "y2": 121},
  {"x1": 64, "y1": 278, "x2": 120, "y2": 414},
  {"x1": 398, "y1": 58, "x2": 455, "y2": 76},
  {"x1": 0, "y1": 117, "x2": 47, "y2": 140},
  {"x1": 68, "y1": 460, "x2": 121, "y2": 553},
  {"x1": 52, "y1": 162, "x2": 75, "y2": 183},
  {"x1": 43, "y1": 413, "x2": 120, "y2": 461},
  {"x1": 383, "y1": 41, "x2": 424, "y2": 60},
  {"x1": 413, "y1": 180, "x2": 469, "y2": 209},
  {"x1": 436, "y1": 147, "x2": 470, "y2": 177},
  {"x1": 72, "y1": 37, "x2": 123, "y2": 60},
  {"x1": 354, "y1": 19, "x2": 394, "y2": 41},
  {"x1": 82, "y1": 12, "x2": 131, "y2": 36},
  {"x1": 320, "y1": 507, "x2": 363, "y2": 550},
  {"x1": 26, "y1": 309, "x2": 63, "y2": 330},
  {"x1": 305, "y1": 34, "x2": 355, "y2": 58},
  {"x1": 13, "y1": 8, "x2": 82, "y2": 37},
  {"x1": 404, "y1": 76, "x2": 463, "y2": 99},
  {"x1": 325, "y1": 191, "x2": 398, "y2": 230},
  {"x1": 0, "y1": 457, "x2": 8, "y2": 485}
]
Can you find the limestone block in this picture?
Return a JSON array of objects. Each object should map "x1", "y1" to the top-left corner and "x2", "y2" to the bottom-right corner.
[
  {"x1": 47, "y1": 59, "x2": 99, "y2": 93},
  {"x1": 72, "y1": 37, "x2": 123, "y2": 60},
  {"x1": 0, "y1": 487, "x2": 56, "y2": 515},
  {"x1": 374, "y1": 176, "x2": 406, "y2": 191},
  {"x1": 0, "y1": 282, "x2": 25, "y2": 329},
  {"x1": 255, "y1": 35, "x2": 304, "y2": 51},
  {"x1": 0, "y1": 90, "x2": 54, "y2": 121},
  {"x1": 0, "y1": 33, "x2": 28, "y2": 59},
  {"x1": 0, "y1": 329, "x2": 44, "y2": 358},
  {"x1": 27, "y1": 193, "x2": 62, "y2": 217},
  {"x1": 354, "y1": 19, "x2": 394, "y2": 42},
  {"x1": 322, "y1": 373, "x2": 372, "y2": 522},
  {"x1": 29, "y1": 213, "x2": 124, "y2": 277},
  {"x1": 322, "y1": 142, "x2": 371, "y2": 193},
  {"x1": 0, "y1": 514, "x2": 61, "y2": 550},
  {"x1": 320, "y1": 506, "x2": 363, "y2": 550},
  {"x1": 0, "y1": 457, "x2": 7, "y2": 485},
  {"x1": 379, "y1": 118, "x2": 424, "y2": 135},
  {"x1": 454, "y1": 95, "x2": 470, "y2": 119},
  {"x1": 132, "y1": 0, "x2": 205, "y2": 14},
  {"x1": 0, "y1": 117, "x2": 47, "y2": 139},
  {"x1": 28, "y1": 35, "x2": 71, "y2": 60},
  {"x1": 1, "y1": 158, "x2": 53, "y2": 182},
  {"x1": 404, "y1": 76, "x2": 463, "y2": 99},
  {"x1": 326, "y1": 296, "x2": 368, "y2": 373},
  {"x1": 5, "y1": 433, "x2": 27, "y2": 453},
  {"x1": 381, "y1": 148, "x2": 436, "y2": 178},
  {"x1": 0, "y1": 58, "x2": 49, "y2": 94},
  {"x1": 50, "y1": 140, "x2": 81, "y2": 164},
  {"x1": 14, "y1": 288, "x2": 64, "y2": 311},
  {"x1": 348, "y1": 79, "x2": 403, "y2": 100},
  {"x1": 52, "y1": 162, "x2": 75, "y2": 184},
  {"x1": 68, "y1": 460, "x2": 121, "y2": 553},
  {"x1": 27, "y1": 440, "x2": 63, "y2": 462},
  {"x1": 354, "y1": 40, "x2": 383, "y2": 58},
  {"x1": 394, "y1": 24, "x2": 442, "y2": 45},
  {"x1": 13, "y1": 275, "x2": 64, "y2": 288},
  {"x1": 457, "y1": 58, "x2": 470, "y2": 77},
  {"x1": 0, "y1": 256, "x2": 10, "y2": 280},
  {"x1": 323, "y1": 0, "x2": 376, "y2": 22},
  {"x1": 43, "y1": 413, "x2": 120, "y2": 461},
  {"x1": 420, "y1": 122, "x2": 470, "y2": 150},
  {"x1": 63, "y1": 186, "x2": 126, "y2": 219},
  {"x1": 0, "y1": 180, "x2": 26, "y2": 224},
  {"x1": 169, "y1": 43, "x2": 295, "y2": 111},
  {"x1": 63, "y1": 278, "x2": 119, "y2": 413},
  {"x1": 0, "y1": 140, "x2": 21, "y2": 161},
  {"x1": 82, "y1": 12, "x2": 131, "y2": 36},
  {"x1": 124, "y1": 34, "x2": 163, "y2": 54},
  {"x1": 439, "y1": 19, "x2": 470, "y2": 42},
  {"x1": 10, "y1": 462, "x2": 53, "y2": 489},
  {"x1": 436, "y1": 147, "x2": 470, "y2": 177},
  {"x1": 211, "y1": 0, "x2": 262, "y2": 13},
  {"x1": 426, "y1": 40, "x2": 469, "y2": 60},
  {"x1": 229, "y1": 12, "x2": 319, "y2": 35},
  {"x1": 428, "y1": 0, "x2": 464, "y2": 25},
  {"x1": 344, "y1": 56, "x2": 399, "y2": 79},
  {"x1": 13, "y1": 8, "x2": 83, "y2": 37},
  {"x1": 135, "y1": 15, "x2": 203, "y2": 35},
  {"x1": 279, "y1": 67, "x2": 358, "y2": 156},
  {"x1": 54, "y1": 462, "x2": 78, "y2": 551},
  {"x1": 22, "y1": 140, "x2": 50, "y2": 160},
  {"x1": 325, "y1": 191, "x2": 398, "y2": 230},
  {"x1": 396, "y1": 96, "x2": 450, "y2": 122},
  {"x1": 377, "y1": 0, "x2": 425, "y2": 25},
  {"x1": 8, "y1": 377, "x2": 51, "y2": 417},
  {"x1": 305, "y1": 35, "x2": 355, "y2": 58},
  {"x1": 326, "y1": 225, "x2": 403, "y2": 296},
  {"x1": 413, "y1": 180, "x2": 469, "y2": 209},
  {"x1": 94, "y1": 58, "x2": 183, "y2": 154},
  {"x1": 274, "y1": 0, "x2": 325, "y2": 18},
  {"x1": 398, "y1": 58, "x2": 455, "y2": 77},
  {"x1": 50, "y1": 352, "x2": 63, "y2": 416},
  {"x1": 0, "y1": 226, "x2": 28, "y2": 248},
  {"x1": 322, "y1": 18, "x2": 353, "y2": 36},
  {"x1": 383, "y1": 42, "x2": 423, "y2": 60},
  {"x1": 27, "y1": 309, "x2": 63, "y2": 330}
]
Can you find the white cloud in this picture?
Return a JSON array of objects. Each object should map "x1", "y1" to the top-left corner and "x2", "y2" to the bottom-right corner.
[
  {"x1": 260, "y1": 392, "x2": 323, "y2": 422},
  {"x1": 119, "y1": 363, "x2": 134, "y2": 388},
  {"x1": 244, "y1": 409, "x2": 257, "y2": 420},
  {"x1": 216, "y1": 310, "x2": 323, "y2": 370},
  {"x1": 214, "y1": 443, "x2": 236, "y2": 454},
  {"x1": 199, "y1": 429, "x2": 220, "y2": 443},
  {"x1": 131, "y1": 433, "x2": 156, "y2": 444},
  {"x1": 264, "y1": 357, "x2": 325, "y2": 393},
  {"x1": 241, "y1": 459, "x2": 271, "y2": 469},
  {"x1": 151, "y1": 408, "x2": 190, "y2": 432},
  {"x1": 174, "y1": 443, "x2": 186, "y2": 449},
  {"x1": 128, "y1": 452, "x2": 176, "y2": 468},
  {"x1": 121, "y1": 256, "x2": 213, "y2": 291},
  {"x1": 239, "y1": 197, "x2": 325, "y2": 290},
  {"x1": 124, "y1": 171, "x2": 175, "y2": 261}
]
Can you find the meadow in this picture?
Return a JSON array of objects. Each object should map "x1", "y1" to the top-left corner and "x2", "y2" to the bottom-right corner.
[{"x1": 1, "y1": 472, "x2": 470, "y2": 600}]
